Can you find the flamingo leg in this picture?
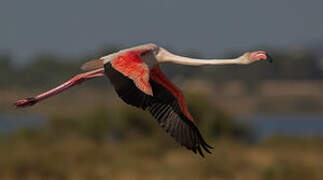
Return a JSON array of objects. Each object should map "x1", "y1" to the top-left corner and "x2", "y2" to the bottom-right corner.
[{"x1": 14, "y1": 68, "x2": 105, "y2": 108}]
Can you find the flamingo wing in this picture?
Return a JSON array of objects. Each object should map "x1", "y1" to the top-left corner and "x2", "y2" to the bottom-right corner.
[
  {"x1": 104, "y1": 50, "x2": 212, "y2": 157},
  {"x1": 148, "y1": 67, "x2": 213, "y2": 157}
]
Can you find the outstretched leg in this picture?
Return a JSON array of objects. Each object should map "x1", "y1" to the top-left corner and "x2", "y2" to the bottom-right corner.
[{"x1": 14, "y1": 68, "x2": 105, "y2": 108}]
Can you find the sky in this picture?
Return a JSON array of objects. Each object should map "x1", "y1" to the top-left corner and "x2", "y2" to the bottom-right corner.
[{"x1": 1, "y1": 0, "x2": 323, "y2": 63}]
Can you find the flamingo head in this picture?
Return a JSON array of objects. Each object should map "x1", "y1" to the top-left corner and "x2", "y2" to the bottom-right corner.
[{"x1": 240, "y1": 51, "x2": 273, "y2": 64}]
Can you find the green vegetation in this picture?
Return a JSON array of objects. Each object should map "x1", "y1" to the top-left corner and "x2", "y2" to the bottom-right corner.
[{"x1": 1, "y1": 129, "x2": 323, "y2": 179}]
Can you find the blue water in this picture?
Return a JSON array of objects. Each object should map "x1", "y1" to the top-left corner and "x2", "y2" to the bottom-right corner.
[
  {"x1": 1, "y1": 114, "x2": 323, "y2": 142},
  {"x1": 0, "y1": 114, "x2": 47, "y2": 135},
  {"x1": 246, "y1": 114, "x2": 323, "y2": 141}
]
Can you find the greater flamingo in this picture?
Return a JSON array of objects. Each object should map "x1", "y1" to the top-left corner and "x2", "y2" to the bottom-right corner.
[{"x1": 14, "y1": 43, "x2": 272, "y2": 157}]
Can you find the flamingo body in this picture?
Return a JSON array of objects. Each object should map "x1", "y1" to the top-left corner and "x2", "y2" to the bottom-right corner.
[{"x1": 105, "y1": 49, "x2": 212, "y2": 156}]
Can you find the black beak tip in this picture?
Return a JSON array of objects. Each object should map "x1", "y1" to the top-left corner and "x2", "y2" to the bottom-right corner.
[{"x1": 266, "y1": 53, "x2": 273, "y2": 63}]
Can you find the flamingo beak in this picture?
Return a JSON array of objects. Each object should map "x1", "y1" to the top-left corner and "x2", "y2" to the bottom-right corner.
[{"x1": 266, "y1": 53, "x2": 273, "y2": 63}]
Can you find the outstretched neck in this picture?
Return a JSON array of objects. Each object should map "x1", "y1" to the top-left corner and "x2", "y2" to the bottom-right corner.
[{"x1": 156, "y1": 47, "x2": 242, "y2": 66}]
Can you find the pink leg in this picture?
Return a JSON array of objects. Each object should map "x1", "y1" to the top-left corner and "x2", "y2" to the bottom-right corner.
[{"x1": 14, "y1": 68, "x2": 105, "y2": 108}]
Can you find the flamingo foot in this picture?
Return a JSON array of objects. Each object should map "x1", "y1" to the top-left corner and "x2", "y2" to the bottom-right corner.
[{"x1": 13, "y1": 97, "x2": 38, "y2": 108}]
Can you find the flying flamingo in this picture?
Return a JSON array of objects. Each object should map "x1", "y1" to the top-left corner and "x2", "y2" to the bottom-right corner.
[{"x1": 14, "y1": 43, "x2": 272, "y2": 157}]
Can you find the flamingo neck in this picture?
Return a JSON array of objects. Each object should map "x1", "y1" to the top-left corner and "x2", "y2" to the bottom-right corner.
[{"x1": 156, "y1": 48, "x2": 242, "y2": 66}]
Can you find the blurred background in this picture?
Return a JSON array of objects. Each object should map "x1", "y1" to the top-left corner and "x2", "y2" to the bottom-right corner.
[{"x1": 1, "y1": 0, "x2": 323, "y2": 179}]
